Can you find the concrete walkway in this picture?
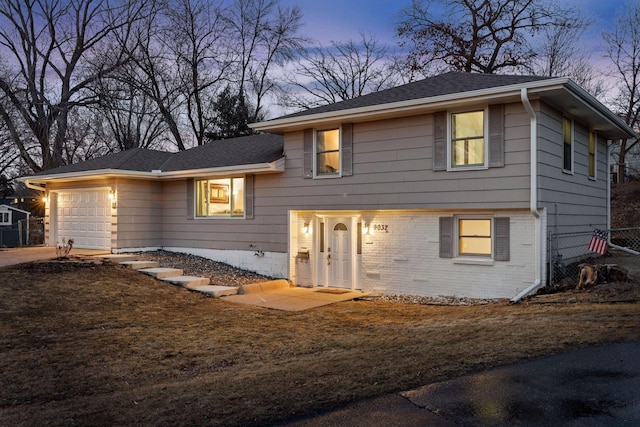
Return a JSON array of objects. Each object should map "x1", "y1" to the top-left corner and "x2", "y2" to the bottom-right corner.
[{"x1": 222, "y1": 279, "x2": 367, "y2": 311}]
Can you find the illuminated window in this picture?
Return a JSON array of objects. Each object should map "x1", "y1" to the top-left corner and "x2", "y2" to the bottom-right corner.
[
  {"x1": 451, "y1": 110, "x2": 485, "y2": 168},
  {"x1": 195, "y1": 177, "x2": 245, "y2": 217},
  {"x1": 563, "y1": 118, "x2": 573, "y2": 172},
  {"x1": 458, "y1": 218, "x2": 491, "y2": 256},
  {"x1": 589, "y1": 132, "x2": 597, "y2": 179},
  {"x1": 316, "y1": 129, "x2": 340, "y2": 176}
]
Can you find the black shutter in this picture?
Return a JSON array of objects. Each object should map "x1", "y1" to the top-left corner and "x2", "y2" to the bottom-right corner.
[
  {"x1": 341, "y1": 123, "x2": 353, "y2": 176},
  {"x1": 433, "y1": 111, "x2": 447, "y2": 171},
  {"x1": 303, "y1": 129, "x2": 313, "y2": 178},
  {"x1": 439, "y1": 216, "x2": 454, "y2": 258},
  {"x1": 489, "y1": 104, "x2": 505, "y2": 168},
  {"x1": 494, "y1": 217, "x2": 510, "y2": 261}
]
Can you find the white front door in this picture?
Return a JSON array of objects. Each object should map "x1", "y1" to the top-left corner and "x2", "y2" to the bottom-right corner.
[{"x1": 328, "y1": 218, "x2": 352, "y2": 288}]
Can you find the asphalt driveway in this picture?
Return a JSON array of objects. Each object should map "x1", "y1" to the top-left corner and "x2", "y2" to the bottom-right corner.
[{"x1": 284, "y1": 341, "x2": 640, "y2": 426}]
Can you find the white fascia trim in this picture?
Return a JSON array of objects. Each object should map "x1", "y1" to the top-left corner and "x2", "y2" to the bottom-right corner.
[
  {"x1": 251, "y1": 78, "x2": 573, "y2": 132},
  {"x1": 18, "y1": 158, "x2": 285, "y2": 185}
]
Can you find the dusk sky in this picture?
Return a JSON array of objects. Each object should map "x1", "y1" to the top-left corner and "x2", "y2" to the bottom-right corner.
[{"x1": 281, "y1": 0, "x2": 629, "y2": 59}]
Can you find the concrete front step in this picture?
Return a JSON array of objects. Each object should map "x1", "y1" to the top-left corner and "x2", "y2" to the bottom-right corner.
[
  {"x1": 161, "y1": 275, "x2": 210, "y2": 287},
  {"x1": 99, "y1": 254, "x2": 139, "y2": 262},
  {"x1": 185, "y1": 284, "x2": 238, "y2": 297},
  {"x1": 120, "y1": 260, "x2": 160, "y2": 270},
  {"x1": 138, "y1": 267, "x2": 184, "y2": 279}
]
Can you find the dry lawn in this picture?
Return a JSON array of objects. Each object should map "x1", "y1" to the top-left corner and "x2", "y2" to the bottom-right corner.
[{"x1": 1, "y1": 261, "x2": 639, "y2": 426}]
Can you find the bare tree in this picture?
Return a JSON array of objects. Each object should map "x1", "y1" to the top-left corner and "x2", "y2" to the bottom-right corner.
[
  {"x1": 526, "y1": 15, "x2": 605, "y2": 97},
  {"x1": 0, "y1": 0, "x2": 148, "y2": 173},
  {"x1": 280, "y1": 32, "x2": 401, "y2": 110},
  {"x1": 225, "y1": 0, "x2": 305, "y2": 121},
  {"x1": 603, "y1": 1, "x2": 640, "y2": 182},
  {"x1": 397, "y1": 0, "x2": 581, "y2": 75},
  {"x1": 165, "y1": 0, "x2": 231, "y2": 146},
  {"x1": 91, "y1": 78, "x2": 168, "y2": 152}
]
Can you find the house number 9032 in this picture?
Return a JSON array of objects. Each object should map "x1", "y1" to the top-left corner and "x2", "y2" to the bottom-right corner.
[{"x1": 372, "y1": 224, "x2": 389, "y2": 233}]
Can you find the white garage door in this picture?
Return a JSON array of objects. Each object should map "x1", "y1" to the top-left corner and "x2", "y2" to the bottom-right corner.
[{"x1": 54, "y1": 190, "x2": 111, "y2": 250}]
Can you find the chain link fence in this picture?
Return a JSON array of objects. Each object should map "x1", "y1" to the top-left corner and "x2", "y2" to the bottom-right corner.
[
  {"x1": 0, "y1": 218, "x2": 44, "y2": 248},
  {"x1": 548, "y1": 227, "x2": 640, "y2": 286}
]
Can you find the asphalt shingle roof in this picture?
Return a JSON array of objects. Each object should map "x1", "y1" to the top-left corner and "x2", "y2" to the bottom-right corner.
[
  {"x1": 276, "y1": 72, "x2": 551, "y2": 120},
  {"x1": 162, "y1": 133, "x2": 284, "y2": 171},
  {"x1": 33, "y1": 134, "x2": 284, "y2": 177},
  {"x1": 32, "y1": 148, "x2": 174, "y2": 176}
]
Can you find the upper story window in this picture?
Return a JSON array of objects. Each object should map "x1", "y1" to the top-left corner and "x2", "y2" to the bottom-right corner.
[
  {"x1": 195, "y1": 177, "x2": 245, "y2": 218},
  {"x1": 563, "y1": 118, "x2": 573, "y2": 173},
  {"x1": 450, "y1": 109, "x2": 486, "y2": 169},
  {"x1": 589, "y1": 131, "x2": 597, "y2": 179},
  {"x1": 315, "y1": 128, "x2": 340, "y2": 176},
  {"x1": 0, "y1": 210, "x2": 10, "y2": 225}
]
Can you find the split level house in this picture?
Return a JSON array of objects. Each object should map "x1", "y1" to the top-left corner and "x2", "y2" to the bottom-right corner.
[{"x1": 21, "y1": 72, "x2": 637, "y2": 301}]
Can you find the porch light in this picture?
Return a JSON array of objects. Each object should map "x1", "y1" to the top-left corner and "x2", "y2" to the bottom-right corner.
[
  {"x1": 302, "y1": 223, "x2": 310, "y2": 234},
  {"x1": 109, "y1": 190, "x2": 117, "y2": 209},
  {"x1": 363, "y1": 224, "x2": 370, "y2": 234},
  {"x1": 42, "y1": 196, "x2": 49, "y2": 203}
]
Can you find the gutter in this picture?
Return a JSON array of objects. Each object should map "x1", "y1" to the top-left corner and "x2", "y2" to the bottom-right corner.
[
  {"x1": 24, "y1": 181, "x2": 46, "y2": 193},
  {"x1": 511, "y1": 88, "x2": 543, "y2": 303},
  {"x1": 19, "y1": 158, "x2": 286, "y2": 186},
  {"x1": 607, "y1": 142, "x2": 640, "y2": 255}
]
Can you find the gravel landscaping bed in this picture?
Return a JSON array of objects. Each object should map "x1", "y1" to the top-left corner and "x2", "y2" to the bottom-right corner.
[{"x1": 131, "y1": 250, "x2": 273, "y2": 287}]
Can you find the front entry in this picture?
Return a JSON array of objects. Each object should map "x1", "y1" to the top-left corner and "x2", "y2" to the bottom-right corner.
[{"x1": 322, "y1": 217, "x2": 353, "y2": 289}]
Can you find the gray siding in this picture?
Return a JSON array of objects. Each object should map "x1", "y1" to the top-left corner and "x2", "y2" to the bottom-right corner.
[
  {"x1": 158, "y1": 103, "x2": 536, "y2": 254},
  {"x1": 161, "y1": 179, "x2": 288, "y2": 253},
  {"x1": 115, "y1": 179, "x2": 163, "y2": 249},
  {"x1": 537, "y1": 101, "x2": 608, "y2": 233},
  {"x1": 270, "y1": 103, "x2": 532, "y2": 211}
]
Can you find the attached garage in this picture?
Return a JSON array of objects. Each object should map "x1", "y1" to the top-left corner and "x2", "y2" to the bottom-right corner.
[{"x1": 52, "y1": 190, "x2": 112, "y2": 250}]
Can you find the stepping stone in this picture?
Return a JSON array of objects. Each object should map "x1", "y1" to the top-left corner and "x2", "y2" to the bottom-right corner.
[
  {"x1": 119, "y1": 260, "x2": 159, "y2": 270},
  {"x1": 98, "y1": 254, "x2": 139, "y2": 262},
  {"x1": 139, "y1": 267, "x2": 184, "y2": 279},
  {"x1": 160, "y1": 275, "x2": 209, "y2": 287},
  {"x1": 185, "y1": 284, "x2": 238, "y2": 297}
]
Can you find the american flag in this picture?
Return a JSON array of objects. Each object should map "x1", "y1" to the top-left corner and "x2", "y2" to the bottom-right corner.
[{"x1": 588, "y1": 229, "x2": 608, "y2": 255}]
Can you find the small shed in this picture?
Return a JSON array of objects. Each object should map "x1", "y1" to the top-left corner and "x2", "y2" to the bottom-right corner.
[{"x1": 0, "y1": 204, "x2": 31, "y2": 247}]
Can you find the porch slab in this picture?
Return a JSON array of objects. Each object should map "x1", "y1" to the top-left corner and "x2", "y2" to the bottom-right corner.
[
  {"x1": 139, "y1": 267, "x2": 184, "y2": 279},
  {"x1": 119, "y1": 260, "x2": 160, "y2": 270},
  {"x1": 222, "y1": 286, "x2": 367, "y2": 311},
  {"x1": 185, "y1": 284, "x2": 238, "y2": 297},
  {"x1": 161, "y1": 275, "x2": 210, "y2": 287}
]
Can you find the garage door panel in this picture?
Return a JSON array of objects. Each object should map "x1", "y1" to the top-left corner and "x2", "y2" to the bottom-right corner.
[{"x1": 54, "y1": 190, "x2": 111, "y2": 250}]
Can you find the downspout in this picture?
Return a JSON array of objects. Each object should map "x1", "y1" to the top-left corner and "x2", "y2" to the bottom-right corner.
[
  {"x1": 607, "y1": 141, "x2": 640, "y2": 255},
  {"x1": 511, "y1": 88, "x2": 543, "y2": 303}
]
